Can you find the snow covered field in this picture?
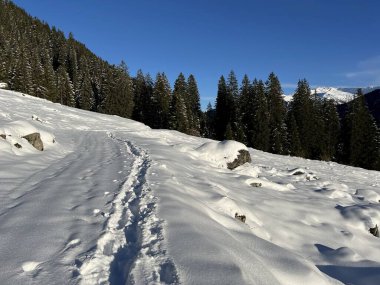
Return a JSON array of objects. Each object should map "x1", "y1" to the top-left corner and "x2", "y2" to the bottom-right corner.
[{"x1": 0, "y1": 89, "x2": 379, "y2": 285}]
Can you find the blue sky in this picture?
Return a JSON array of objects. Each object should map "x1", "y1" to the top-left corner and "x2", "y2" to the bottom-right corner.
[{"x1": 13, "y1": 0, "x2": 380, "y2": 108}]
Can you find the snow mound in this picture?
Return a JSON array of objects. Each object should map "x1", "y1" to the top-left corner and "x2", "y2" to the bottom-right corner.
[
  {"x1": 195, "y1": 140, "x2": 250, "y2": 169},
  {"x1": 354, "y1": 189, "x2": 380, "y2": 203},
  {"x1": 0, "y1": 120, "x2": 55, "y2": 153},
  {"x1": 21, "y1": 261, "x2": 41, "y2": 272}
]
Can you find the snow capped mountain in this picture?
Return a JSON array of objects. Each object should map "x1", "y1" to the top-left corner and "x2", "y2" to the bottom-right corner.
[
  {"x1": 1, "y1": 89, "x2": 380, "y2": 285},
  {"x1": 283, "y1": 86, "x2": 380, "y2": 104},
  {"x1": 312, "y1": 87, "x2": 355, "y2": 104}
]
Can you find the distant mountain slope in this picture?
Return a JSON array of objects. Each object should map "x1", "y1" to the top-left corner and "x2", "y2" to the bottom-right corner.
[
  {"x1": 337, "y1": 89, "x2": 380, "y2": 126},
  {"x1": 283, "y1": 86, "x2": 380, "y2": 105}
]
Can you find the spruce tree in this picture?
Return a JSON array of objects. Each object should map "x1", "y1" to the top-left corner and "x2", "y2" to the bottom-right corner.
[
  {"x1": 239, "y1": 74, "x2": 252, "y2": 145},
  {"x1": 56, "y1": 65, "x2": 75, "y2": 107},
  {"x1": 152, "y1": 72, "x2": 171, "y2": 129},
  {"x1": 286, "y1": 112, "x2": 303, "y2": 156},
  {"x1": 320, "y1": 99, "x2": 340, "y2": 161},
  {"x1": 265, "y1": 72, "x2": 287, "y2": 154},
  {"x1": 215, "y1": 75, "x2": 235, "y2": 140},
  {"x1": 288, "y1": 79, "x2": 314, "y2": 157},
  {"x1": 132, "y1": 69, "x2": 147, "y2": 123},
  {"x1": 169, "y1": 73, "x2": 189, "y2": 133},
  {"x1": 251, "y1": 79, "x2": 270, "y2": 151},
  {"x1": 348, "y1": 89, "x2": 380, "y2": 169},
  {"x1": 77, "y1": 57, "x2": 94, "y2": 111},
  {"x1": 202, "y1": 102, "x2": 216, "y2": 138},
  {"x1": 186, "y1": 74, "x2": 202, "y2": 136}
]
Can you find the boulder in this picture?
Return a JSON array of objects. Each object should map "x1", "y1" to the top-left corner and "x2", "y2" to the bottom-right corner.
[
  {"x1": 14, "y1": 143, "x2": 22, "y2": 149},
  {"x1": 227, "y1": 150, "x2": 251, "y2": 170},
  {"x1": 369, "y1": 225, "x2": 379, "y2": 237},
  {"x1": 0, "y1": 134, "x2": 5, "y2": 139},
  {"x1": 195, "y1": 140, "x2": 252, "y2": 170},
  {"x1": 22, "y1": 132, "x2": 44, "y2": 151},
  {"x1": 235, "y1": 213, "x2": 246, "y2": 223}
]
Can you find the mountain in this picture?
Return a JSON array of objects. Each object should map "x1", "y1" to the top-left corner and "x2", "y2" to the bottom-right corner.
[
  {"x1": 1, "y1": 88, "x2": 380, "y2": 285},
  {"x1": 283, "y1": 86, "x2": 380, "y2": 104},
  {"x1": 337, "y1": 89, "x2": 380, "y2": 126}
]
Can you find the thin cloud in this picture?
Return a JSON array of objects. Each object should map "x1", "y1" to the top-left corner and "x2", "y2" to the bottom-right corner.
[{"x1": 345, "y1": 55, "x2": 380, "y2": 85}]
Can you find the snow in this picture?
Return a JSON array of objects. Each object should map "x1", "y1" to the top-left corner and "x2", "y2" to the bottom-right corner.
[
  {"x1": 1, "y1": 88, "x2": 380, "y2": 285},
  {"x1": 283, "y1": 86, "x2": 379, "y2": 104},
  {"x1": 312, "y1": 87, "x2": 355, "y2": 104},
  {"x1": 194, "y1": 140, "x2": 248, "y2": 168}
]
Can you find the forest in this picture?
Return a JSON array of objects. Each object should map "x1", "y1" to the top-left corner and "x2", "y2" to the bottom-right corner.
[{"x1": 0, "y1": 0, "x2": 379, "y2": 170}]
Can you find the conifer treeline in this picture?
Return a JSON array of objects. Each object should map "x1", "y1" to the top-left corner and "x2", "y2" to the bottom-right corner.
[
  {"x1": 1, "y1": 0, "x2": 379, "y2": 170},
  {"x1": 0, "y1": 0, "x2": 134, "y2": 116},
  {"x1": 203, "y1": 71, "x2": 380, "y2": 170}
]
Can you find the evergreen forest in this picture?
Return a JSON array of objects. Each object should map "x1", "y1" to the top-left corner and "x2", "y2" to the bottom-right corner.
[{"x1": 0, "y1": 0, "x2": 379, "y2": 170}]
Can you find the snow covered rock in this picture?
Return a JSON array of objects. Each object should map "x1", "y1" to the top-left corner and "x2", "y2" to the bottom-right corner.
[
  {"x1": 369, "y1": 225, "x2": 379, "y2": 237},
  {"x1": 1, "y1": 120, "x2": 55, "y2": 153},
  {"x1": 227, "y1": 149, "x2": 251, "y2": 169},
  {"x1": 22, "y1": 133, "x2": 44, "y2": 151},
  {"x1": 195, "y1": 140, "x2": 251, "y2": 169},
  {"x1": 14, "y1": 142, "x2": 22, "y2": 149},
  {"x1": 0, "y1": 134, "x2": 5, "y2": 139}
]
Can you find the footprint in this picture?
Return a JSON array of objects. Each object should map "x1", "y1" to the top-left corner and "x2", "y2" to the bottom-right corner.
[
  {"x1": 22, "y1": 261, "x2": 41, "y2": 273},
  {"x1": 66, "y1": 239, "x2": 81, "y2": 248}
]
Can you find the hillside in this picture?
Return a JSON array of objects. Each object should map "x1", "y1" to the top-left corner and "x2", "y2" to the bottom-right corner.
[
  {"x1": 337, "y1": 89, "x2": 380, "y2": 127},
  {"x1": 1, "y1": 89, "x2": 380, "y2": 285}
]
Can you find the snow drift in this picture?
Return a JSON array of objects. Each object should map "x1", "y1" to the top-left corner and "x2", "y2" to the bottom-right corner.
[{"x1": 1, "y1": 89, "x2": 380, "y2": 285}]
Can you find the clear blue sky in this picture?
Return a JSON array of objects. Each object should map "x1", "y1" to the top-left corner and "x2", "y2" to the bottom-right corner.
[{"x1": 12, "y1": 0, "x2": 380, "y2": 108}]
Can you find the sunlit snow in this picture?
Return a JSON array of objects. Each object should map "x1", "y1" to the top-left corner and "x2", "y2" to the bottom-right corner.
[{"x1": 1, "y1": 89, "x2": 379, "y2": 285}]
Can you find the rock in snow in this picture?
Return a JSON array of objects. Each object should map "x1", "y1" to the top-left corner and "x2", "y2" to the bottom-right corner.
[
  {"x1": 195, "y1": 140, "x2": 251, "y2": 169},
  {"x1": 22, "y1": 132, "x2": 44, "y2": 151},
  {"x1": 227, "y1": 149, "x2": 251, "y2": 170}
]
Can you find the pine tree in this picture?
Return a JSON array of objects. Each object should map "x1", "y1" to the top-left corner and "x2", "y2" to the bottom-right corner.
[
  {"x1": 320, "y1": 99, "x2": 340, "y2": 161},
  {"x1": 115, "y1": 61, "x2": 134, "y2": 118},
  {"x1": 77, "y1": 57, "x2": 94, "y2": 110},
  {"x1": 251, "y1": 79, "x2": 270, "y2": 151},
  {"x1": 348, "y1": 89, "x2": 380, "y2": 169},
  {"x1": 286, "y1": 111, "x2": 303, "y2": 156},
  {"x1": 227, "y1": 71, "x2": 239, "y2": 136},
  {"x1": 186, "y1": 74, "x2": 202, "y2": 136},
  {"x1": 225, "y1": 123, "x2": 234, "y2": 140},
  {"x1": 215, "y1": 75, "x2": 235, "y2": 140},
  {"x1": 202, "y1": 102, "x2": 216, "y2": 138},
  {"x1": 309, "y1": 90, "x2": 326, "y2": 159},
  {"x1": 152, "y1": 72, "x2": 171, "y2": 129},
  {"x1": 132, "y1": 69, "x2": 147, "y2": 123},
  {"x1": 265, "y1": 72, "x2": 287, "y2": 154},
  {"x1": 239, "y1": 74, "x2": 252, "y2": 145},
  {"x1": 288, "y1": 79, "x2": 314, "y2": 157},
  {"x1": 56, "y1": 65, "x2": 75, "y2": 107},
  {"x1": 169, "y1": 73, "x2": 189, "y2": 133}
]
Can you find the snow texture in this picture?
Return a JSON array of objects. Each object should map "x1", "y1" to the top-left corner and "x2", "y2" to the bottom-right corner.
[{"x1": 1, "y1": 89, "x2": 380, "y2": 285}]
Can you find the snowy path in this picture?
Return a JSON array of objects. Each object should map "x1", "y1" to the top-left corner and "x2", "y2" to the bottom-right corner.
[
  {"x1": 1, "y1": 90, "x2": 380, "y2": 285},
  {"x1": 0, "y1": 130, "x2": 134, "y2": 284},
  {"x1": 80, "y1": 134, "x2": 176, "y2": 285}
]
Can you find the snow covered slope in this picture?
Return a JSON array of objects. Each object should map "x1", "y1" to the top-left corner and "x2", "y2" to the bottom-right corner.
[
  {"x1": 1, "y1": 89, "x2": 380, "y2": 285},
  {"x1": 283, "y1": 86, "x2": 380, "y2": 104}
]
